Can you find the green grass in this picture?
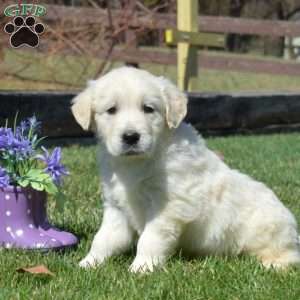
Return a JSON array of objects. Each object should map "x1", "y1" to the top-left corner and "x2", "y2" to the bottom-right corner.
[
  {"x1": 1, "y1": 133, "x2": 300, "y2": 299},
  {"x1": 1, "y1": 48, "x2": 300, "y2": 92}
]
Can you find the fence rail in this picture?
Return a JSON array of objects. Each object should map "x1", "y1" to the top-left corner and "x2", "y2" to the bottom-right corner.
[
  {"x1": 39, "y1": 4, "x2": 300, "y2": 37},
  {"x1": 35, "y1": 45, "x2": 300, "y2": 77}
]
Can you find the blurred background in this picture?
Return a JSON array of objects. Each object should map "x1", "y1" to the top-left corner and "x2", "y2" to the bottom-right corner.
[{"x1": 0, "y1": 0, "x2": 300, "y2": 93}]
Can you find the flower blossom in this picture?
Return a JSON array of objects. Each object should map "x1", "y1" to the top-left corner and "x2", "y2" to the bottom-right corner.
[
  {"x1": 37, "y1": 147, "x2": 69, "y2": 185},
  {"x1": 0, "y1": 167, "x2": 10, "y2": 188},
  {"x1": 0, "y1": 127, "x2": 33, "y2": 160}
]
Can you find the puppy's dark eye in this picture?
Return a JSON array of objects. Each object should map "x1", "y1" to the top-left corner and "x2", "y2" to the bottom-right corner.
[
  {"x1": 143, "y1": 104, "x2": 155, "y2": 114},
  {"x1": 107, "y1": 106, "x2": 117, "y2": 115}
]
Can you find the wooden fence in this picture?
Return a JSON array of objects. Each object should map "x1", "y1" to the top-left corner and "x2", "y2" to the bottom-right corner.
[
  {"x1": 48, "y1": 4, "x2": 300, "y2": 77},
  {"x1": 1, "y1": 2, "x2": 300, "y2": 78}
]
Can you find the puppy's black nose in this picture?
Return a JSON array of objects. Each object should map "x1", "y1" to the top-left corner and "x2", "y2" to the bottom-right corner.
[{"x1": 122, "y1": 131, "x2": 140, "y2": 146}]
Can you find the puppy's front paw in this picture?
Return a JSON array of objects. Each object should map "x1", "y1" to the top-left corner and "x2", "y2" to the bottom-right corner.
[
  {"x1": 129, "y1": 256, "x2": 163, "y2": 273},
  {"x1": 129, "y1": 258, "x2": 154, "y2": 273},
  {"x1": 79, "y1": 253, "x2": 104, "y2": 269}
]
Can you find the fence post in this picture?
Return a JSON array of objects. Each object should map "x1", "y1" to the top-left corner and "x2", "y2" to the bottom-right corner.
[{"x1": 177, "y1": 0, "x2": 198, "y2": 91}]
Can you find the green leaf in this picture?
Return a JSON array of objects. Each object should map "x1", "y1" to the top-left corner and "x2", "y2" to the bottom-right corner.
[
  {"x1": 19, "y1": 168, "x2": 59, "y2": 195},
  {"x1": 18, "y1": 179, "x2": 30, "y2": 187},
  {"x1": 38, "y1": 173, "x2": 51, "y2": 180},
  {"x1": 30, "y1": 181, "x2": 45, "y2": 191},
  {"x1": 13, "y1": 111, "x2": 19, "y2": 135},
  {"x1": 33, "y1": 136, "x2": 47, "y2": 149},
  {"x1": 25, "y1": 169, "x2": 51, "y2": 182},
  {"x1": 44, "y1": 181, "x2": 59, "y2": 195},
  {"x1": 26, "y1": 169, "x2": 44, "y2": 178}
]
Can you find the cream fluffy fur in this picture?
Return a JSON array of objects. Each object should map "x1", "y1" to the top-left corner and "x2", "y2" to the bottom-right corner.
[{"x1": 72, "y1": 67, "x2": 300, "y2": 272}]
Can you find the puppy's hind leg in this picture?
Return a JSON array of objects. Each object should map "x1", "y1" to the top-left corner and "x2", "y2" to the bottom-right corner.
[
  {"x1": 79, "y1": 206, "x2": 134, "y2": 268},
  {"x1": 256, "y1": 232, "x2": 300, "y2": 270},
  {"x1": 260, "y1": 248, "x2": 300, "y2": 270}
]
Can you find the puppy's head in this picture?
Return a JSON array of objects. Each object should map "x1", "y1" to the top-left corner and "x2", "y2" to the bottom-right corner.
[{"x1": 71, "y1": 67, "x2": 187, "y2": 157}]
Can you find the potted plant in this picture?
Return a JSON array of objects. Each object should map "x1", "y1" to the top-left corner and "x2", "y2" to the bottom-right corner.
[{"x1": 0, "y1": 116, "x2": 78, "y2": 250}]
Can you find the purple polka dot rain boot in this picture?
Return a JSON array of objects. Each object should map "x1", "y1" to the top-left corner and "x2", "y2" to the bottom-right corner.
[
  {"x1": 0, "y1": 187, "x2": 63, "y2": 250},
  {"x1": 31, "y1": 190, "x2": 78, "y2": 247}
]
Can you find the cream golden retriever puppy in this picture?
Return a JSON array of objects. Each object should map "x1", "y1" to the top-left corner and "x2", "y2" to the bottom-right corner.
[{"x1": 72, "y1": 67, "x2": 300, "y2": 272}]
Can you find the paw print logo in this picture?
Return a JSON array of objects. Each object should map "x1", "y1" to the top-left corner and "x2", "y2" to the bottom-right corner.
[{"x1": 4, "y1": 16, "x2": 45, "y2": 48}]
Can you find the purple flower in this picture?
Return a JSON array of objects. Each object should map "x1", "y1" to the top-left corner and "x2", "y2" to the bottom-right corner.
[
  {"x1": 13, "y1": 138, "x2": 33, "y2": 160},
  {"x1": 0, "y1": 128, "x2": 33, "y2": 160},
  {"x1": 15, "y1": 120, "x2": 29, "y2": 139},
  {"x1": 0, "y1": 125, "x2": 33, "y2": 160},
  {"x1": 28, "y1": 116, "x2": 41, "y2": 131},
  {"x1": 15, "y1": 116, "x2": 41, "y2": 139},
  {"x1": 0, "y1": 167, "x2": 10, "y2": 188},
  {"x1": 0, "y1": 128, "x2": 14, "y2": 149},
  {"x1": 37, "y1": 147, "x2": 69, "y2": 185}
]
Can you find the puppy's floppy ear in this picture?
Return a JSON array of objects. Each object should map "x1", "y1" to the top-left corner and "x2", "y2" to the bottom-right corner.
[
  {"x1": 159, "y1": 77, "x2": 188, "y2": 129},
  {"x1": 71, "y1": 84, "x2": 94, "y2": 131}
]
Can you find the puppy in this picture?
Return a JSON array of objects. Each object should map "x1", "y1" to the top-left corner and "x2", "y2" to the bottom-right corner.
[{"x1": 72, "y1": 67, "x2": 300, "y2": 272}]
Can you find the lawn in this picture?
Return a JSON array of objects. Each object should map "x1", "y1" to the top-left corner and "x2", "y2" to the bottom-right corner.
[{"x1": 1, "y1": 133, "x2": 300, "y2": 299}]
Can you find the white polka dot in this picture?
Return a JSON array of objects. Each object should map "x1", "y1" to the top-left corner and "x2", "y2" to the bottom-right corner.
[
  {"x1": 15, "y1": 229, "x2": 23, "y2": 236},
  {"x1": 6, "y1": 226, "x2": 11, "y2": 232},
  {"x1": 5, "y1": 243, "x2": 11, "y2": 248},
  {"x1": 28, "y1": 194, "x2": 32, "y2": 199},
  {"x1": 39, "y1": 233, "x2": 44, "y2": 237},
  {"x1": 51, "y1": 238, "x2": 56, "y2": 242},
  {"x1": 28, "y1": 224, "x2": 34, "y2": 229},
  {"x1": 5, "y1": 194, "x2": 10, "y2": 200},
  {"x1": 5, "y1": 211, "x2": 11, "y2": 216},
  {"x1": 27, "y1": 209, "x2": 31, "y2": 214}
]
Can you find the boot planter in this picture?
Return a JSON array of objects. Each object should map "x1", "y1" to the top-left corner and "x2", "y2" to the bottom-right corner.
[
  {"x1": 32, "y1": 189, "x2": 78, "y2": 247},
  {"x1": 0, "y1": 116, "x2": 78, "y2": 251},
  {"x1": 0, "y1": 186, "x2": 78, "y2": 250}
]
